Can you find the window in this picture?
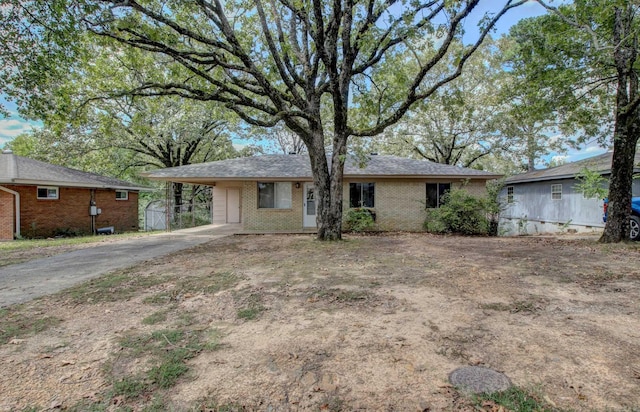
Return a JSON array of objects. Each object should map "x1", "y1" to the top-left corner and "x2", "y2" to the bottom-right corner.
[
  {"x1": 551, "y1": 184, "x2": 562, "y2": 200},
  {"x1": 115, "y1": 190, "x2": 128, "y2": 200},
  {"x1": 258, "y1": 182, "x2": 292, "y2": 209},
  {"x1": 37, "y1": 186, "x2": 58, "y2": 200},
  {"x1": 349, "y1": 183, "x2": 375, "y2": 208},
  {"x1": 426, "y1": 183, "x2": 451, "y2": 208},
  {"x1": 507, "y1": 186, "x2": 514, "y2": 203}
]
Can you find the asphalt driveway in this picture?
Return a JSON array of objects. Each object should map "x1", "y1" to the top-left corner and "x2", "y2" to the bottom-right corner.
[{"x1": 0, "y1": 224, "x2": 240, "y2": 308}]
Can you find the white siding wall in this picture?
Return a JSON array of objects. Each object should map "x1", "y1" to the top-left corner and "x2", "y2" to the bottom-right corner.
[{"x1": 500, "y1": 178, "x2": 606, "y2": 235}]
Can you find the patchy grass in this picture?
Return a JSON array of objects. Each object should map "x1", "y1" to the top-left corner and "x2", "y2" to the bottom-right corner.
[
  {"x1": 90, "y1": 327, "x2": 224, "y2": 410},
  {"x1": 143, "y1": 271, "x2": 240, "y2": 306},
  {"x1": 473, "y1": 386, "x2": 564, "y2": 412},
  {"x1": 142, "y1": 309, "x2": 170, "y2": 325},
  {"x1": 480, "y1": 299, "x2": 545, "y2": 314},
  {"x1": 0, "y1": 307, "x2": 61, "y2": 344},
  {"x1": 63, "y1": 269, "x2": 171, "y2": 304},
  {"x1": 236, "y1": 292, "x2": 265, "y2": 320},
  {"x1": 0, "y1": 232, "x2": 149, "y2": 252}
]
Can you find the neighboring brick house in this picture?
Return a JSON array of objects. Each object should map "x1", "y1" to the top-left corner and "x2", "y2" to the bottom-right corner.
[
  {"x1": 143, "y1": 154, "x2": 501, "y2": 232},
  {"x1": 0, "y1": 150, "x2": 146, "y2": 240}
]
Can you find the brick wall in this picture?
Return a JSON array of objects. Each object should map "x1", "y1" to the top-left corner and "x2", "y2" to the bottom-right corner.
[
  {"x1": 0, "y1": 189, "x2": 14, "y2": 240},
  {"x1": 6, "y1": 185, "x2": 139, "y2": 238},
  {"x1": 238, "y1": 178, "x2": 491, "y2": 232},
  {"x1": 342, "y1": 178, "x2": 490, "y2": 232},
  {"x1": 242, "y1": 181, "x2": 305, "y2": 231},
  {"x1": 348, "y1": 179, "x2": 428, "y2": 231},
  {"x1": 95, "y1": 189, "x2": 139, "y2": 233}
]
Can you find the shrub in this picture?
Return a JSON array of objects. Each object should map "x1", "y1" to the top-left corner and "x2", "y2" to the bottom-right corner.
[
  {"x1": 344, "y1": 208, "x2": 376, "y2": 232},
  {"x1": 424, "y1": 189, "x2": 490, "y2": 235}
]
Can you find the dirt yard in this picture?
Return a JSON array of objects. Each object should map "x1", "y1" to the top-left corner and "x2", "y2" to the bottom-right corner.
[{"x1": 1, "y1": 233, "x2": 639, "y2": 411}]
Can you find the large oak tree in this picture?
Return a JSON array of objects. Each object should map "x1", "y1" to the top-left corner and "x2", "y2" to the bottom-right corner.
[{"x1": 3, "y1": 0, "x2": 527, "y2": 240}]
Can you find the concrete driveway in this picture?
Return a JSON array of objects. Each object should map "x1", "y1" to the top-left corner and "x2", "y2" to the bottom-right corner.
[{"x1": 0, "y1": 224, "x2": 240, "y2": 308}]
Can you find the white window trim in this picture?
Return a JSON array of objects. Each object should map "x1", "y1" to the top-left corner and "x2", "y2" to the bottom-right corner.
[
  {"x1": 37, "y1": 186, "x2": 59, "y2": 200},
  {"x1": 116, "y1": 190, "x2": 129, "y2": 200},
  {"x1": 507, "y1": 186, "x2": 514, "y2": 204},
  {"x1": 551, "y1": 184, "x2": 562, "y2": 200}
]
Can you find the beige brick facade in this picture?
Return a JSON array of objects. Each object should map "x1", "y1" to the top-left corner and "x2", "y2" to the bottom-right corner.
[
  {"x1": 242, "y1": 181, "x2": 306, "y2": 231},
  {"x1": 0, "y1": 188, "x2": 14, "y2": 240},
  {"x1": 1, "y1": 185, "x2": 139, "y2": 238},
  {"x1": 222, "y1": 178, "x2": 490, "y2": 232}
]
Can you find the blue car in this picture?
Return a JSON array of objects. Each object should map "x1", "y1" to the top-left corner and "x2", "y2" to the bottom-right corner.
[{"x1": 603, "y1": 197, "x2": 640, "y2": 240}]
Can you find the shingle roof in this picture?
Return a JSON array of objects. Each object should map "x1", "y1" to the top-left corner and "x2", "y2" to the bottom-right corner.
[
  {"x1": 142, "y1": 154, "x2": 502, "y2": 183},
  {"x1": 0, "y1": 152, "x2": 147, "y2": 190},
  {"x1": 505, "y1": 151, "x2": 640, "y2": 184}
]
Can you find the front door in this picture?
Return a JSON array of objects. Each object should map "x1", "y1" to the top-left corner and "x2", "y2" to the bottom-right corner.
[
  {"x1": 303, "y1": 183, "x2": 317, "y2": 227},
  {"x1": 227, "y1": 188, "x2": 241, "y2": 223}
]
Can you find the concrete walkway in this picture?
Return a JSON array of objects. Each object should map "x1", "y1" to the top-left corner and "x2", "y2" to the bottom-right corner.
[{"x1": 0, "y1": 224, "x2": 241, "y2": 308}]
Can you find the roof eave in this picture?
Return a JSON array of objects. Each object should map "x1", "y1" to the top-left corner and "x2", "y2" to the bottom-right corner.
[
  {"x1": 144, "y1": 173, "x2": 502, "y2": 182},
  {"x1": 6, "y1": 179, "x2": 149, "y2": 191}
]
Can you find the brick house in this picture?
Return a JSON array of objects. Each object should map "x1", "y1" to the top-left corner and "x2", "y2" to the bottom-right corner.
[
  {"x1": 143, "y1": 154, "x2": 501, "y2": 232},
  {"x1": 0, "y1": 150, "x2": 146, "y2": 240}
]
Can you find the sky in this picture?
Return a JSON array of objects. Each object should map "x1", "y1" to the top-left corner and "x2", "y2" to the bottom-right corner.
[{"x1": 0, "y1": 0, "x2": 604, "y2": 166}]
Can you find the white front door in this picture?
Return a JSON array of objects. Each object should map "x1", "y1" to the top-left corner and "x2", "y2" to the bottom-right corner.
[
  {"x1": 227, "y1": 188, "x2": 241, "y2": 223},
  {"x1": 303, "y1": 183, "x2": 317, "y2": 227}
]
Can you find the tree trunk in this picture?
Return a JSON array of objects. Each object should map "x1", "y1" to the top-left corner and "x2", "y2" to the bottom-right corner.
[
  {"x1": 599, "y1": 117, "x2": 639, "y2": 242},
  {"x1": 308, "y1": 131, "x2": 342, "y2": 240},
  {"x1": 600, "y1": 6, "x2": 639, "y2": 243},
  {"x1": 172, "y1": 182, "x2": 183, "y2": 221}
]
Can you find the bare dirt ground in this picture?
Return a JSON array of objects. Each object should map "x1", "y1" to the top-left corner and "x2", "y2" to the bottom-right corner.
[{"x1": 1, "y1": 233, "x2": 639, "y2": 411}]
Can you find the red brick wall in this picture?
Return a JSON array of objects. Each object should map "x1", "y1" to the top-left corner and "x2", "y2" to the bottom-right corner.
[
  {"x1": 6, "y1": 185, "x2": 139, "y2": 238},
  {"x1": 0, "y1": 189, "x2": 14, "y2": 240},
  {"x1": 95, "y1": 190, "x2": 139, "y2": 233}
]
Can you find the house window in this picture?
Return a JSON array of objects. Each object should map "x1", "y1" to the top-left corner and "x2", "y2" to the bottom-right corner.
[
  {"x1": 258, "y1": 182, "x2": 292, "y2": 209},
  {"x1": 551, "y1": 184, "x2": 562, "y2": 200},
  {"x1": 507, "y1": 186, "x2": 514, "y2": 203},
  {"x1": 37, "y1": 186, "x2": 59, "y2": 200},
  {"x1": 349, "y1": 183, "x2": 375, "y2": 208},
  {"x1": 426, "y1": 183, "x2": 451, "y2": 208},
  {"x1": 115, "y1": 190, "x2": 129, "y2": 200}
]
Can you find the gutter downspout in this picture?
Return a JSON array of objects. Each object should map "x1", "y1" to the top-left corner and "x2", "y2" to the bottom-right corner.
[{"x1": 0, "y1": 185, "x2": 20, "y2": 238}]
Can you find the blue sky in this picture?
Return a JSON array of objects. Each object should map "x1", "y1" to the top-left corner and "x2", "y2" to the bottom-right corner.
[{"x1": 0, "y1": 0, "x2": 603, "y2": 164}]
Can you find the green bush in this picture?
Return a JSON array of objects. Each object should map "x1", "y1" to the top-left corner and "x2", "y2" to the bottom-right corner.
[
  {"x1": 424, "y1": 189, "x2": 490, "y2": 235},
  {"x1": 344, "y1": 208, "x2": 376, "y2": 232}
]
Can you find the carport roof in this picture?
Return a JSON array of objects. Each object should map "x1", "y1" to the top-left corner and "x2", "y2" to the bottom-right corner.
[
  {"x1": 0, "y1": 151, "x2": 148, "y2": 190},
  {"x1": 141, "y1": 154, "x2": 503, "y2": 183}
]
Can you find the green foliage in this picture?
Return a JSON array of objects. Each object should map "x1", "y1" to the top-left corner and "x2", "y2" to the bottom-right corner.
[
  {"x1": 237, "y1": 307, "x2": 263, "y2": 320},
  {"x1": 473, "y1": 386, "x2": 561, "y2": 412},
  {"x1": 142, "y1": 310, "x2": 169, "y2": 325},
  {"x1": 344, "y1": 208, "x2": 376, "y2": 232},
  {"x1": 113, "y1": 377, "x2": 148, "y2": 398},
  {"x1": 423, "y1": 189, "x2": 491, "y2": 236},
  {"x1": 574, "y1": 167, "x2": 608, "y2": 199},
  {"x1": 373, "y1": 39, "x2": 523, "y2": 173},
  {"x1": 112, "y1": 327, "x2": 219, "y2": 399}
]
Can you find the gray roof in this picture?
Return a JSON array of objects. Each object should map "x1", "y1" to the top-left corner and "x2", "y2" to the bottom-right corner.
[
  {"x1": 506, "y1": 151, "x2": 640, "y2": 184},
  {"x1": 0, "y1": 152, "x2": 147, "y2": 190},
  {"x1": 142, "y1": 154, "x2": 502, "y2": 183}
]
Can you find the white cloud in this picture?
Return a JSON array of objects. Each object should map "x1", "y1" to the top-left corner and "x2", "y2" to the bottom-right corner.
[
  {"x1": 584, "y1": 145, "x2": 605, "y2": 153},
  {"x1": 0, "y1": 117, "x2": 40, "y2": 148},
  {"x1": 0, "y1": 118, "x2": 34, "y2": 137}
]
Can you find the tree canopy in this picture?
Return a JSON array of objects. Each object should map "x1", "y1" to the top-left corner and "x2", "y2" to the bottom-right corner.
[{"x1": 506, "y1": 0, "x2": 639, "y2": 242}]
